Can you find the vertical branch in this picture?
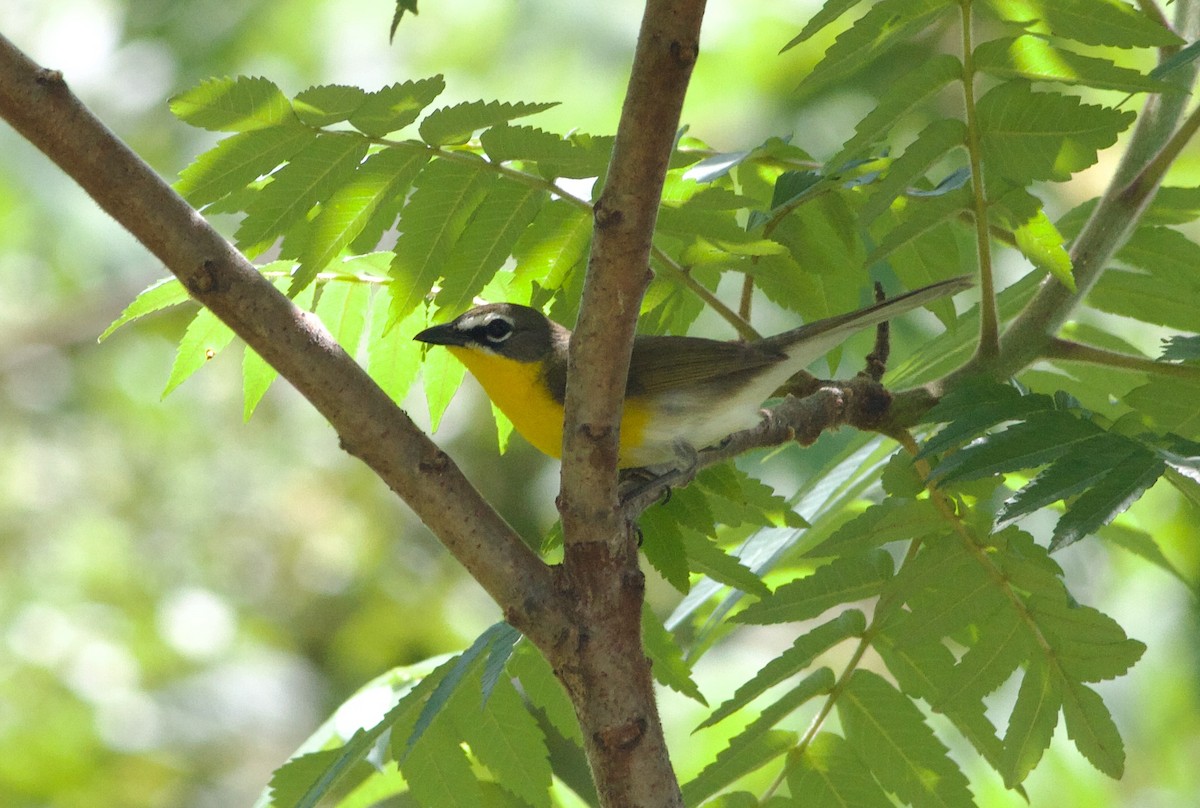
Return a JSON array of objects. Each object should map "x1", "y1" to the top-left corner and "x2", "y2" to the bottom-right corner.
[{"x1": 958, "y1": 0, "x2": 999, "y2": 360}]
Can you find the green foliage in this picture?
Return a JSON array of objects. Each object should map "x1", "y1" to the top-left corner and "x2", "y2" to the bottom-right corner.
[{"x1": 100, "y1": 0, "x2": 1200, "y2": 805}]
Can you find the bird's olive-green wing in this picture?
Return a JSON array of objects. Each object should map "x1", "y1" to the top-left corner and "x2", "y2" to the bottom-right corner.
[{"x1": 626, "y1": 335, "x2": 785, "y2": 396}]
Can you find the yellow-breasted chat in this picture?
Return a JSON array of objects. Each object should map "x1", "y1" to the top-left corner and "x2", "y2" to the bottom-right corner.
[{"x1": 414, "y1": 275, "x2": 971, "y2": 468}]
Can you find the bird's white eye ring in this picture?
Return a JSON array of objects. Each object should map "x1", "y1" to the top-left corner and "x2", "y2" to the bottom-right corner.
[{"x1": 484, "y1": 316, "x2": 514, "y2": 343}]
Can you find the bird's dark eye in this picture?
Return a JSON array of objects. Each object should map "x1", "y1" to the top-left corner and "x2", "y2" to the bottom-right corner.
[{"x1": 484, "y1": 316, "x2": 514, "y2": 343}]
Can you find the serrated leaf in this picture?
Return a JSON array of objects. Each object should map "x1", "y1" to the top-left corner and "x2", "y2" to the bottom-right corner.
[
  {"x1": 977, "y1": 81, "x2": 1134, "y2": 186},
  {"x1": 511, "y1": 199, "x2": 592, "y2": 295},
  {"x1": 787, "y1": 733, "x2": 895, "y2": 808},
  {"x1": 315, "y1": 280, "x2": 370, "y2": 356},
  {"x1": 422, "y1": 331, "x2": 467, "y2": 431},
  {"x1": 639, "y1": 505, "x2": 692, "y2": 593},
  {"x1": 679, "y1": 729, "x2": 796, "y2": 807},
  {"x1": 449, "y1": 676, "x2": 552, "y2": 808},
  {"x1": 798, "y1": 0, "x2": 955, "y2": 99},
  {"x1": 368, "y1": 273, "x2": 424, "y2": 404},
  {"x1": 419, "y1": 100, "x2": 559, "y2": 147},
  {"x1": 163, "y1": 308, "x2": 235, "y2": 398},
  {"x1": 1031, "y1": 0, "x2": 1183, "y2": 48},
  {"x1": 991, "y1": 194, "x2": 1074, "y2": 288},
  {"x1": 939, "y1": 609, "x2": 1030, "y2": 708},
  {"x1": 242, "y1": 344, "x2": 277, "y2": 421},
  {"x1": 389, "y1": 158, "x2": 496, "y2": 321},
  {"x1": 840, "y1": 670, "x2": 976, "y2": 807},
  {"x1": 266, "y1": 729, "x2": 380, "y2": 808},
  {"x1": 781, "y1": 0, "x2": 865, "y2": 53},
  {"x1": 292, "y1": 84, "x2": 368, "y2": 127},
  {"x1": 999, "y1": 433, "x2": 1141, "y2": 522},
  {"x1": 170, "y1": 75, "x2": 293, "y2": 132},
  {"x1": 860, "y1": 118, "x2": 967, "y2": 223},
  {"x1": 833, "y1": 54, "x2": 962, "y2": 167},
  {"x1": 1051, "y1": 447, "x2": 1165, "y2": 550},
  {"x1": 1001, "y1": 662, "x2": 1061, "y2": 787},
  {"x1": 1090, "y1": 226, "x2": 1200, "y2": 330},
  {"x1": 435, "y1": 181, "x2": 545, "y2": 312},
  {"x1": 975, "y1": 35, "x2": 1174, "y2": 93},
  {"x1": 734, "y1": 552, "x2": 893, "y2": 625},
  {"x1": 507, "y1": 645, "x2": 582, "y2": 745},
  {"x1": 175, "y1": 124, "x2": 318, "y2": 208},
  {"x1": 480, "y1": 124, "x2": 603, "y2": 179},
  {"x1": 400, "y1": 720, "x2": 483, "y2": 808},
  {"x1": 928, "y1": 411, "x2": 1102, "y2": 484},
  {"x1": 642, "y1": 605, "x2": 707, "y2": 705},
  {"x1": 1125, "y1": 376, "x2": 1200, "y2": 439},
  {"x1": 1160, "y1": 334, "x2": 1200, "y2": 361},
  {"x1": 700, "y1": 610, "x2": 862, "y2": 729},
  {"x1": 680, "y1": 530, "x2": 770, "y2": 598},
  {"x1": 100, "y1": 277, "x2": 190, "y2": 341},
  {"x1": 817, "y1": 498, "x2": 947, "y2": 556},
  {"x1": 869, "y1": 186, "x2": 972, "y2": 264},
  {"x1": 919, "y1": 379, "x2": 1054, "y2": 454},
  {"x1": 1059, "y1": 677, "x2": 1126, "y2": 778},
  {"x1": 1028, "y1": 596, "x2": 1146, "y2": 683},
  {"x1": 349, "y1": 76, "x2": 445, "y2": 137},
  {"x1": 235, "y1": 133, "x2": 370, "y2": 252},
  {"x1": 292, "y1": 144, "x2": 430, "y2": 293},
  {"x1": 892, "y1": 538, "x2": 1007, "y2": 647},
  {"x1": 726, "y1": 668, "x2": 836, "y2": 745}
]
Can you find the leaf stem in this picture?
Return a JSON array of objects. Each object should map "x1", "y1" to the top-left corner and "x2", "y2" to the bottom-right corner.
[
  {"x1": 1045, "y1": 338, "x2": 1200, "y2": 379},
  {"x1": 958, "y1": 0, "x2": 999, "y2": 360}
]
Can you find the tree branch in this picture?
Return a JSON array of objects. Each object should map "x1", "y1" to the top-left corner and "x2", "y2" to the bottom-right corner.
[{"x1": 0, "y1": 33, "x2": 568, "y2": 644}]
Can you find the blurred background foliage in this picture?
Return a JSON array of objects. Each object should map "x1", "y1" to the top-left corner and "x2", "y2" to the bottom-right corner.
[{"x1": 1, "y1": 1, "x2": 1198, "y2": 806}]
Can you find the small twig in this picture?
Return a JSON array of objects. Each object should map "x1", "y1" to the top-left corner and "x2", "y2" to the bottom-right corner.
[{"x1": 1045, "y1": 338, "x2": 1200, "y2": 379}]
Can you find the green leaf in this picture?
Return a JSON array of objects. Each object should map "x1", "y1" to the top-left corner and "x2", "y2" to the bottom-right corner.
[
  {"x1": 400, "y1": 719, "x2": 483, "y2": 808},
  {"x1": 480, "y1": 124, "x2": 604, "y2": 178},
  {"x1": 292, "y1": 144, "x2": 430, "y2": 293},
  {"x1": 724, "y1": 668, "x2": 836, "y2": 745},
  {"x1": 733, "y1": 551, "x2": 893, "y2": 625},
  {"x1": 419, "y1": 100, "x2": 559, "y2": 147},
  {"x1": 266, "y1": 728, "x2": 381, "y2": 808},
  {"x1": 797, "y1": 0, "x2": 956, "y2": 99},
  {"x1": 162, "y1": 308, "x2": 235, "y2": 397},
  {"x1": 679, "y1": 729, "x2": 796, "y2": 807},
  {"x1": 389, "y1": 158, "x2": 496, "y2": 321},
  {"x1": 700, "y1": 610, "x2": 863, "y2": 729},
  {"x1": 999, "y1": 433, "x2": 1142, "y2": 522},
  {"x1": 175, "y1": 124, "x2": 318, "y2": 209},
  {"x1": 422, "y1": 330, "x2": 468, "y2": 432},
  {"x1": 349, "y1": 76, "x2": 445, "y2": 137},
  {"x1": 839, "y1": 670, "x2": 975, "y2": 807},
  {"x1": 507, "y1": 644, "x2": 582, "y2": 746},
  {"x1": 639, "y1": 505, "x2": 692, "y2": 593},
  {"x1": 1059, "y1": 677, "x2": 1125, "y2": 778},
  {"x1": 817, "y1": 498, "x2": 947, "y2": 556},
  {"x1": 680, "y1": 530, "x2": 771, "y2": 598},
  {"x1": 1090, "y1": 226, "x2": 1200, "y2": 330},
  {"x1": 928, "y1": 411, "x2": 1102, "y2": 484},
  {"x1": 891, "y1": 538, "x2": 1007, "y2": 647},
  {"x1": 1124, "y1": 377, "x2": 1200, "y2": 440},
  {"x1": 1051, "y1": 446, "x2": 1165, "y2": 550},
  {"x1": 991, "y1": 192, "x2": 1074, "y2": 289},
  {"x1": 977, "y1": 81, "x2": 1134, "y2": 186},
  {"x1": 937, "y1": 609, "x2": 1030, "y2": 709},
  {"x1": 860, "y1": 118, "x2": 967, "y2": 223},
  {"x1": 511, "y1": 200, "x2": 592, "y2": 298},
  {"x1": 292, "y1": 84, "x2": 368, "y2": 127},
  {"x1": 868, "y1": 186, "x2": 972, "y2": 264},
  {"x1": 920, "y1": 379, "x2": 1054, "y2": 454},
  {"x1": 1001, "y1": 662, "x2": 1061, "y2": 787},
  {"x1": 780, "y1": 0, "x2": 865, "y2": 52},
  {"x1": 390, "y1": 0, "x2": 419, "y2": 41},
  {"x1": 1031, "y1": 0, "x2": 1183, "y2": 48},
  {"x1": 448, "y1": 675, "x2": 552, "y2": 808},
  {"x1": 99, "y1": 277, "x2": 191, "y2": 341},
  {"x1": 1160, "y1": 334, "x2": 1200, "y2": 361},
  {"x1": 242, "y1": 345, "x2": 277, "y2": 421},
  {"x1": 435, "y1": 181, "x2": 546, "y2": 313},
  {"x1": 642, "y1": 605, "x2": 707, "y2": 705},
  {"x1": 170, "y1": 75, "x2": 294, "y2": 132},
  {"x1": 368, "y1": 270, "x2": 425, "y2": 404},
  {"x1": 787, "y1": 733, "x2": 895, "y2": 808},
  {"x1": 1028, "y1": 596, "x2": 1146, "y2": 683},
  {"x1": 235, "y1": 133, "x2": 370, "y2": 252},
  {"x1": 315, "y1": 281, "x2": 370, "y2": 357},
  {"x1": 974, "y1": 35, "x2": 1174, "y2": 92},
  {"x1": 832, "y1": 54, "x2": 962, "y2": 167}
]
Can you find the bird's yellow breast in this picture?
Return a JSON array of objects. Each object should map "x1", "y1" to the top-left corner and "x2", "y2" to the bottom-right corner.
[{"x1": 447, "y1": 346, "x2": 649, "y2": 465}]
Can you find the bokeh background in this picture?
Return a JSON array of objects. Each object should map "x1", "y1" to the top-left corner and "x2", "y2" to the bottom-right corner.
[{"x1": 1, "y1": 1, "x2": 1198, "y2": 806}]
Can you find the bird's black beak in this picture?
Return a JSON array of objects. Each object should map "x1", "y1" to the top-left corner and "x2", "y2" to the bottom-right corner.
[{"x1": 413, "y1": 322, "x2": 466, "y2": 346}]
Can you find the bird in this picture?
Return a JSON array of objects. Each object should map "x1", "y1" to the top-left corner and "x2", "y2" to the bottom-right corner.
[{"x1": 414, "y1": 275, "x2": 971, "y2": 469}]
